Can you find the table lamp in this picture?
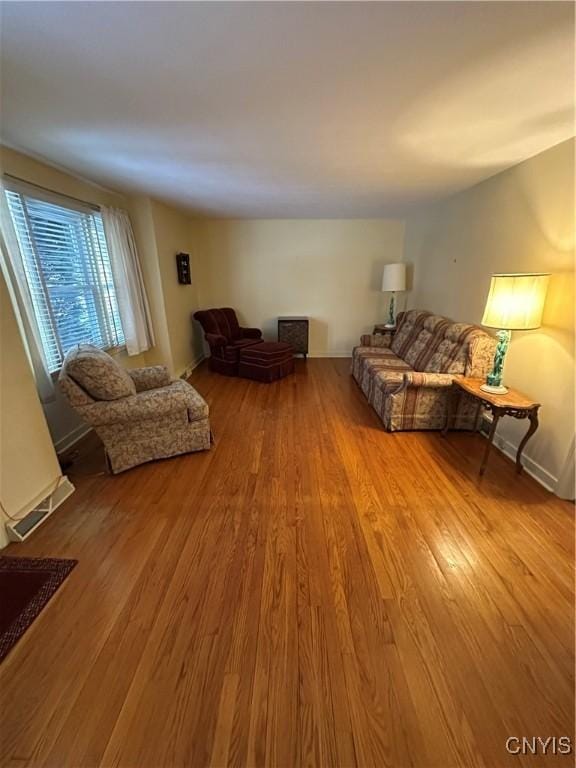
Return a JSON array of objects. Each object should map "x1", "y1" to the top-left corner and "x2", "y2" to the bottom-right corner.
[
  {"x1": 481, "y1": 272, "x2": 550, "y2": 394},
  {"x1": 381, "y1": 262, "x2": 406, "y2": 328}
]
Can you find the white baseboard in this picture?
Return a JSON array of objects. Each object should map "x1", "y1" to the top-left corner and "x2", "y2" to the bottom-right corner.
[
  {"x1": 308, "y1": 351, "x2": 352, "y2": 358},
  {"x1": 54, "y1": 424, "x2": 92, "y2": 455},
  {"x1": 492, "y1": 433, "x2": 557, "y2": 493},
  {"x1": 179, "y1": 354, "x2": 205, "y2": 380}
]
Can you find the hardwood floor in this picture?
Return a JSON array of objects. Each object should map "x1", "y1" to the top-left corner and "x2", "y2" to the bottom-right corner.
[{"x1": 0, "y1": 359, "x2": 573, "y2": 768}]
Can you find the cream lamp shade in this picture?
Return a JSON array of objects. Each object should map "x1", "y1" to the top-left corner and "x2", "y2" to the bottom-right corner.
[
  {"x1": 381, "y1": 263, "x2": 406, "y2": 292},
  {"x1": 480, "y1": 272, "x2": 550, "y2": 395},
  {"x1": 481, "y1": 273, "x2": 550, "y2": 330}
]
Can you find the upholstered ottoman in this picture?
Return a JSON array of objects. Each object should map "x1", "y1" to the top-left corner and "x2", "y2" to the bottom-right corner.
[{"x1": 239, "y1": 341, "x2": 294, "y2": 382}]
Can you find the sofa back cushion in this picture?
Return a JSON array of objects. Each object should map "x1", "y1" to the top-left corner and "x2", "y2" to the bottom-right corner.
[
  {"x1": 403, "y1": 315, "x2": 451, "y2": 370},
  {"x1": 390, "y1": 310, "x2": 496, "y2": 376},
  {"x1": 424, "y1": 323, "x2": 494, "y2": 375},
  {"x1": 63, "y1": 344, "x2": 136, "y2": 401},
  {"x1": 390, "y1": 310, "x2": 431, "y2": 358}
]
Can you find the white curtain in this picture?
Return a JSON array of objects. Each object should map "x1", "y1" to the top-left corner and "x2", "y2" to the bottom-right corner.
[
  {"x1": 101, "y1": 206, "x2": 155, "y2": 356},
  {"x1": 0, "y1": 183, "x2": 56, "y2": 403}
]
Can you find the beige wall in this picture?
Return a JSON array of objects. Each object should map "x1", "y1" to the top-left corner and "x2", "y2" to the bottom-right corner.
[
  {"x1": 149, "y1": 200, "x2": 204, "y2": 375},
  {"x1": 0, "y1": 268, "x2": 62, "y2": 548},
  {"x1": 403, "y1": 138, "x2": 575, "y2": 495},
  {"x1": 194, "y1": 218, "x2": 405, "y2": 355},
  {"x1": 125, "y1": 195, "x2": 173, "y2": 370},
  {"x1": 127, "y1": 197, "x2": 204, "y2": 376}
]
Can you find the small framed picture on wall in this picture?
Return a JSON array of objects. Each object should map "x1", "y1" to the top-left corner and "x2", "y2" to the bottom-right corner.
[{"x1": 176, "y1": 252, "x2": 191, "y2": 284}]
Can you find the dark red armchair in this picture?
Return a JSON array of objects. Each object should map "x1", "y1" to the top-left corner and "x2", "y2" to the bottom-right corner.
[{"x1": 193, "y1": 308, "x2": 262, "y2": 376}]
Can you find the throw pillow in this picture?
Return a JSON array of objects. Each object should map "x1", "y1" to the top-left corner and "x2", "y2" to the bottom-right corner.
[{"x1": 65, "y1": 344, "x2": 136, "y2": 401}]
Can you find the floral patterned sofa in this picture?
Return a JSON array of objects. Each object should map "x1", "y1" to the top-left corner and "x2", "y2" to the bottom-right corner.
[
  {"x1": 352, "y1": 310, "x2": 496, "y2": 431},
  {"x1": 59, "y1": 344, "x2": 211, "y2": 473}
]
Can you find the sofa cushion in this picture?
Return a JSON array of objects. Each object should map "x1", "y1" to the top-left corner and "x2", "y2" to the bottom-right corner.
[
  {"x1": 357, "y1": 351, "x2": 412, "y2": 400},
  {"x1": 403, "y1": 316, "x2": 451, "y2": 371},
  {"x1": 64, "y1": 344, "x2": 136, "y2": 401},
  {"x1": 424, "y1": 323, "x2": 484, "y2": 374},
  {"x1": 221, "y1": 338, "x2": 262, "y2": 362},
  {"x1": 239, "y1": 341, "x2": 294, "y2": 364},
  {"x1": 391, "y1": 310, "x2": 431, "y2": 358},
  {"x1": 364, "y1": 355, "x2": 411, "y2": 377},
  {"x1": 352, "y1": 345, "x2": 407, "y2": 379}
]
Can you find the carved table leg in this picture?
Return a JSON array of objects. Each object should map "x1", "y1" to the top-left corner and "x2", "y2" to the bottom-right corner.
[
  {"x1": 516, "y1": 407, "x2": 539, "y2": 474},
  {"x1": 480, "y1": 408, "x2": 502, "y2": 476}
]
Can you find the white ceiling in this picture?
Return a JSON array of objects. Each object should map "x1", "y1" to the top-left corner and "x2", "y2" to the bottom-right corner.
[{"x1": 1, "y1": 1, "x2": 574, "y2": 217}]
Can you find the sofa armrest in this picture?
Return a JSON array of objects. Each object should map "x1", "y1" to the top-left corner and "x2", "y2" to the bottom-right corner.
[
  {"x1": 401, "y1": 372, "x2": 457, "y2": 389},
  {"x1": 128, "y1": 365, "x2": 171, "y2": 392},
  {"x1": 78, "y1": 384, "x2": 190, "y2": 426},
  {"x1": 360, "y1": 334, "x2": 392, "y2": 348},
  {"x1": 205, "y1": 332, "x2": 227, "y2": 348},
  {"x1": 241, "y1": 327, "x2": 262, "y2": 340}
]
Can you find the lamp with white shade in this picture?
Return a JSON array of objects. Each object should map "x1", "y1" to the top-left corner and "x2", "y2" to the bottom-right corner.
[
  {"x1": 381, "y1": 262, "x2": 406, "y2": 328},
  {"x1": 481, "y1": 272, "x2": 550, "y2": 394}
]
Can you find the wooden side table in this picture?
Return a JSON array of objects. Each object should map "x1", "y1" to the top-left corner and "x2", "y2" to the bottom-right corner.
[
  {"x1": 443, "y1": 377, "x2": 540, "y2": 476},
  {"x1": 372, "y1": 325, "x2": 396, "y2": 344},
  {"x1": 373, "y1": 324, "x2": 396, "y2": 336},
  {"x1": 278, "y1": 316, "x2": 309, "y2": 359}
]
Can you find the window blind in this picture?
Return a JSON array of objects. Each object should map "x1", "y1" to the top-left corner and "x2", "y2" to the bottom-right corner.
[{"x1": 5, "y1": 185, "x2": 125, "y2": 373}]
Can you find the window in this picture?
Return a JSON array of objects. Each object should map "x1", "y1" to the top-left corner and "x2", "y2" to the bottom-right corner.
[{"x1": 5, "y1": 185, "x2": 124, "y2": 373}]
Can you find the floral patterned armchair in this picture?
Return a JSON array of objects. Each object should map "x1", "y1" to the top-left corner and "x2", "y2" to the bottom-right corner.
[{"x1": 58, "y1": 344, "x2": 211, "y2": 473}]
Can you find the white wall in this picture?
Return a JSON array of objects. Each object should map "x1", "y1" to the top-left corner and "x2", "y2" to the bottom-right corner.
[
  {"x1": 195, "y1": 218, "x2": 405, "y2": 356},
  {"x1": 403, "y1": 139, "x2": 575, "y2": 496}
]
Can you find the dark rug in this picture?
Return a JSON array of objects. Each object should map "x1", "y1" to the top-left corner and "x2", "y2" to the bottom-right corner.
[{"x1": 0, "y1": 556, "x2": 77, "y2": 663}]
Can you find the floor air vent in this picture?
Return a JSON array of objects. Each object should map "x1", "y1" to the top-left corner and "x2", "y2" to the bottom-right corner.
[{"x1": 5, "y1": 477, "x2": 75, "y2": 543}]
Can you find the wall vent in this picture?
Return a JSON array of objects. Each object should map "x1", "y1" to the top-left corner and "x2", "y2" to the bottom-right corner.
[{"x1": 5, "y1": 477, "x2": 75, "y2": 543}]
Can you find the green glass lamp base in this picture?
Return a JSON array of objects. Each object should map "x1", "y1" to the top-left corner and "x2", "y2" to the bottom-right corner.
[
  {"x1": 384, "y1": 292, "x2": 396, "y2": 328},
  {"x1": 483, "y1": 328, "x2": 511, "y2": 395}
]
